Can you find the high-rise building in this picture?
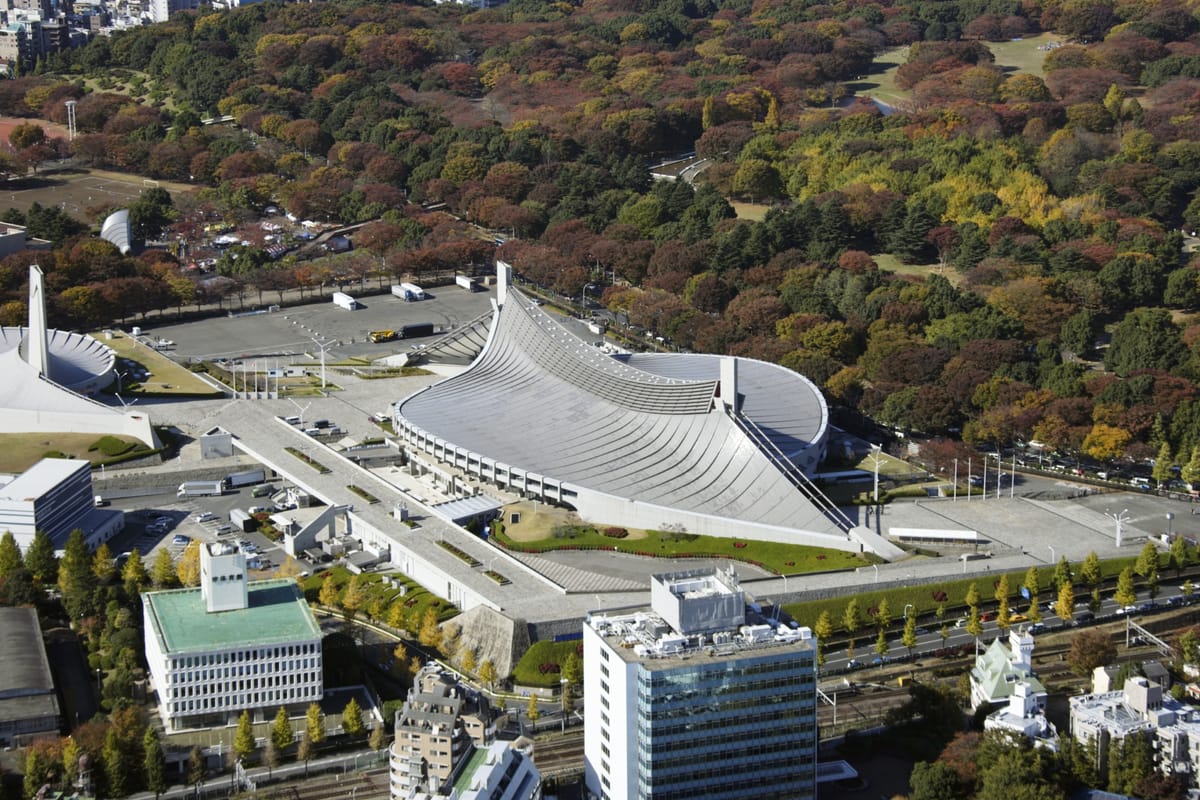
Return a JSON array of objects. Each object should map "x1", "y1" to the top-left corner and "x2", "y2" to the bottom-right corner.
[{"x1": 583, "y1": 568, "x2": 819, "y2": 800}]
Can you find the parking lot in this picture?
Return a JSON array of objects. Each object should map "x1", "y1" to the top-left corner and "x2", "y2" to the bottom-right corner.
[
  {"x1": 103, "y1": 481, "x2": 303, "y2": 575},
  {"x1": 142, "y1": 284, "x2": 496, "y2": 365}
]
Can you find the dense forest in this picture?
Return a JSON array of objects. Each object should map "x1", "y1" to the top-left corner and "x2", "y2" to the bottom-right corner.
[{"x1": 0, "y1": 0, "x2": 1196, "y2": 468}]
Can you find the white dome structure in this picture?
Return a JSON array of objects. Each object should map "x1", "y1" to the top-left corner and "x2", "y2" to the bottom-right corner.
[{"x1": 100, "y1": 209, "x2": 132, "y2": 255}]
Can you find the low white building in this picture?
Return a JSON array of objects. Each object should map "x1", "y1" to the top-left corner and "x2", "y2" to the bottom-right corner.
[
  {"x1": 142, "y1": 543, "x2": 323, "y2": 732},
  {"x1": 0, "y1": 458, "x2": 123, "y2": 551},
  {"x1": 984, "y1": 680, "x2": 1059, "y2": 751}
]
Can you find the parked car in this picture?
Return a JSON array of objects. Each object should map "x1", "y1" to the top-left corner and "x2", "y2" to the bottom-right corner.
[
  {"x1": 195, "y1": 511, "x2": 217, "y2": 523},
  {"x1": 171, "y1": 534, "x2": 191, "y2": 546}
]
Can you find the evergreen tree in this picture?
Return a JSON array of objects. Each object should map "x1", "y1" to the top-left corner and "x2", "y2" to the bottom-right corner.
[
  {"x1": 0, "y1": 531, "x2": 22, "y2": 577},
  {"x1": 58, "y1": 529, "x2": 96, "y2": 620},
  {"x1": 24, "y1": 746, "x2": 52, "y2": 800},
  {"x1": 103, "y1": 728, "x2": 128, "y2": 797},
  {"x1": 1152, "y1": 442, "x2": 1174, "y2": 486},
  {"x1": 368, "y1": 725, "x2": 386, "y2": 752},
  {"x1": 813, "y1": 611, "x2": 833, "y2": 667},
  {"x1": 24, "y1": 528, "x2": 56, "y2": 585},
  {"x1": 874, "y1": 597, "x2": 891, "y2": 631},
  {"x1": 143, "y1": 727, "x2": 167, "y2": 800},
  {"x1": 1182, "y1": 447, "x2": 1200, "y2": 489}
]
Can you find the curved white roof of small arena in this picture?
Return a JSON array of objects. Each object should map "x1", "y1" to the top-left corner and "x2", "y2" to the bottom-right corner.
[
  {"x1": 395, "y1": 291, "x2": 837, "y2": 533},
  {"x1": 0, "y1": 327, "x2": 115, "y2": 392}
]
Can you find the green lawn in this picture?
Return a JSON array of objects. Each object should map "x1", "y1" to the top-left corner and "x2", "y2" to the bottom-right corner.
[{"x1": 491, "y1": 521, "x2": 873, "y2": 575}]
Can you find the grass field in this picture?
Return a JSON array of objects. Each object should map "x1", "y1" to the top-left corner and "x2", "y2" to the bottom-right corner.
[
  {"x1": 851, "y1": 32, "x2": 1061, "y2": 110},
  {"x1": 873, "y1": 253, "x2": 964, "y2": 285},
  {"x1": 0, "y1": 432, "x2": 149, "y2": 471},
  {"x1": 731, "y1": 201, "x2": 771, "y2": 221},
  {"x1": 96, "y1": 330, "x2": 222, "y2": 396}
]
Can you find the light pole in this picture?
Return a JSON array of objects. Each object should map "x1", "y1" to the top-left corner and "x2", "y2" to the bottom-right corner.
[
  {"x1": 903, "y1": 603, "x2": 914, "y2": 621},
  {"x1": 1167, "y1": 513, "x2": 1175, "y2": 539},
  {"x1": 310, "y1": 334, "x2": 335, "y2": 391},
  {"x1": 1048, "y1": 545, "x2": 1055, "y2": 565},
  {"x1": 287, "y1": 398, "x2": 311, "y2": 427},
  {"x1": 1105, "y1": 508, "x2": 1130, "y2": 548},
  {"x1": 869, "y1": 444, "x2": 883, "y2": 505},
  {"x1": 560, "y1": 677, "x2": 569, "y2": 733},
  {"x1": 871, "y1": 564, "x2": 879, "y2": 583},
  {"x1": 952, "y1": 458, "x2": 958, "y2": 501}
]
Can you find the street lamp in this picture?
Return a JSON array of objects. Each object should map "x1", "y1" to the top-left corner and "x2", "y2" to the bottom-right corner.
[
  {"x1": 1048, "y1": 545, "x2": 1055, "y2": 564},
  {"x1": 1167, "y1": 512, "x2": 1175, "y2": 539},
  {"x1": 903, "y1": 603, "x2": 914, "y2": 621},
  {"x1": 1105, "y1": 508, "x2": 1130, "y2": 548},
  {"x1": 871, "y1": 564, "x2": 879, "y2": 583},
  {"x1": 560, "y1": 677, "x2": 569, "y2": 733}
]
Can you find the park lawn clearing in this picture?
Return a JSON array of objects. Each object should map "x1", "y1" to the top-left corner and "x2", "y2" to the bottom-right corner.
[
  {"x1": 513, "y1": 640, "x2": 582, "y2": 688},
  {"x1": 874, "y1": 253, "x2": 963, "y2": 285},
  {"x1": 0, "y1": 433, "x2": 151, "y2": 471},
  {"x1": 731, "y1": 201, "x2": 771, "y2": 221},
  {"x1": 96, "y1": 330, "x2": 222, "y2": 396}
]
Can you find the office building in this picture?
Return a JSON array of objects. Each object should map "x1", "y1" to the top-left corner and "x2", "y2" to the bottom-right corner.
[
  {"x1": 142, "y1": 543, "x2": 322, "y2": 731},
  {"x1": 0, "y1": 457, "x2": 123, "y2": 551},
  {"x1": 583, "y1": 568, "x2": 819, "y2": 800}
]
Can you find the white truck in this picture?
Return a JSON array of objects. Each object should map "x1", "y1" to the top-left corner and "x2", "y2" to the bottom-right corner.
[
  {"x1": 455, "y1": 274, "x2": 480, "y2": 292},
  {"x1": 332, "y1": 291, "x2": 359, "y2": 310},
  {"x1": 393, "y1": 282, "x2": 425, "y2": 301},
  {"x1": 227, "y1": 469, "x2": 266, "y2": 488},
  {"x1": 177, "y1": 480, "x2": 226, "y2": 498}
]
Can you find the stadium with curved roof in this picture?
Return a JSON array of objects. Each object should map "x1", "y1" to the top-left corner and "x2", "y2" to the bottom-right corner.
[
  {"x1": 0, "y1": 325, "x2": 116, "y2": 394},
  {"x1": 394, "y1": 262, "x2": 898, "y2": 557}
]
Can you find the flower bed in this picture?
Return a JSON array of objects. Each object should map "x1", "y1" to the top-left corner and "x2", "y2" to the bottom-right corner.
[
  {"x1": 285, "y1": 446, "x2": 331, "y2": 474},
  {"x1": 347, "y1": 484, "x2": 380, "y2": 504},
  {"x1": 437, "y1": 540, "x2": 481, "y2": 567},
  {"x1": 484, "y1": 569, "x2": 511, "y2": 585}
]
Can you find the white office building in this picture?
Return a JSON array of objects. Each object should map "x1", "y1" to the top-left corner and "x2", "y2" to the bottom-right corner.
[
  {"x1": 583, "y1": 568, "x2": 819, "y2": 800},
  {"x1": 142, "y1": 544, "x2": 323, "y2": 731},
  {"x1": 0, "y1": 457, "x2": 123, "y2": 551}
]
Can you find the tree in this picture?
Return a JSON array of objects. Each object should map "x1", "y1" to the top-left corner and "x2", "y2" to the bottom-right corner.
[
  {"x1": 966, "y1": 606, "x2": 983, "y2": 645},
  {"x1": 341, "y1": 574, "x2": 369, "y2": 624},
  {"x1": 121, "y1": 549, "x2": 149, "y2": 594},
  {"x1": 1055, "y1": 580, "x2": 1075, "y2": 626},
  {"x1": 233, "y1": 710, "x2": 256, "y2": 763},
  {"x1": 58, "y1": 528, "x2": 96, "y2": 620},
  {"x1": 1104, "y1": 308, "x2": 1183, "y2": 377},
  {"x1": 843, "y1": 598, "x2": 862, "y2": 659},
  {"x1": 995, "y1": 573, "x2": 1011, "y2": 632},
  {"x1": 92, "y1": 542, "x2": 117, "y2": 585},
  {"x1": 306, "y1": 702, "x2": 324, "y2": 745},
  {"x1": 1152, "y1": 442, "x2": 1174, "y2": 486},
  {"x1": 343, "y1": 697, "x2": 365, "y2": 737},
  {"x1": 460, "y1": 648, "x2": 477, "y2": 675},
  {"x1": 874, "y1": 597, "x2": 892, "y2": 631},
  {"x1": 874, "y1": 628, "x2": 889, "y2": 662},
  {"x1": 103, "y1": 728, "x2": 128, "y2": 797},
  {"x1": 24, "y1": 528, "x2": 56, "y2": 585},
  {"x1": 263, "y1": 737, "x2": 279, "y2": 779},
  {"x1": 148, "y1": 549, "x2": 176, "y2": 590},
  {"x1": 910, "y1": 760, "x2": 963, "y2": 800},
  {"x1": 24, "y1": 743, "x2": 54, "y2": 800},
  {"x1": 902, "y1": 613, "x2": 918, "y2": 657},
  {"x1": 418, "y1": 607, "x2": 442, "y2": 651},
  {"x1": 478, "y1": 659, "x2": 498, "y2": 691},
  {"x1": 176, "y1": 541, "x2": 201, "y2": 587},
  {"x1": 526, "y1": 694, "x2": 540, "y2": 727},
  {"x1": 297, "y1": 732, "x2": 313, "y2": 777},
  {"x1": 271, "y1": 706, "x2": 292, "y2": 753},
  {"x1": 1069, "y1": 629, "x2": 1118, "y2": 676},
  {"x1": 1024, "y1": 566, "x2": 1041, "y2": 621},
  {"x1": 1135, "y1": 543, "x2": 1160, "y2": 587},
  {"x1": 1182, "y1": 447, "x2": 1200, "y2": 489},
  {"x1": 1115, "y1": 566, "x2": 1137, "y2": 607},
  {"x1": 0, "y1": 531, "x2": 22, "y2": 578},
  {"x1": 562, "y1": 651, "x2": 583, "y2": 686},
  {"x1": 1081, "y1": 552, "x2": 1102, "y2": 588},
  {"x1": 813, "y1": 611, "x2": 833, "y2": 667},
  {"x1": 318, "y1": 575, "x2": 341, "y2": 607},
  {"x1": 368, "y1": 725, "x2": 386, "y2": 752},
  {"x1": 143, "y1": 726, "x2": 167, "y2": 800},
  {"x1": 1053, "y1": 556, "x2": 1072, "y2": 592},
  {"x1": 187, "y1": 745, "x2": 205, "y2": 788}
]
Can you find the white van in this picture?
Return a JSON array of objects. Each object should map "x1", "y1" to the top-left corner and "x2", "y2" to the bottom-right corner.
[{"x1": 285, "y1": 415, "x2": 302, "y2": 425}]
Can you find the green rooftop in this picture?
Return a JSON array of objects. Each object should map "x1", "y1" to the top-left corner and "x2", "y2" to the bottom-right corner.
[
  {"x1": 145, "y1": 579, "x2": 321, "y2": 653},
  {"x1": 453, "y1": 746, "x2": 490, "y2": 794}
]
